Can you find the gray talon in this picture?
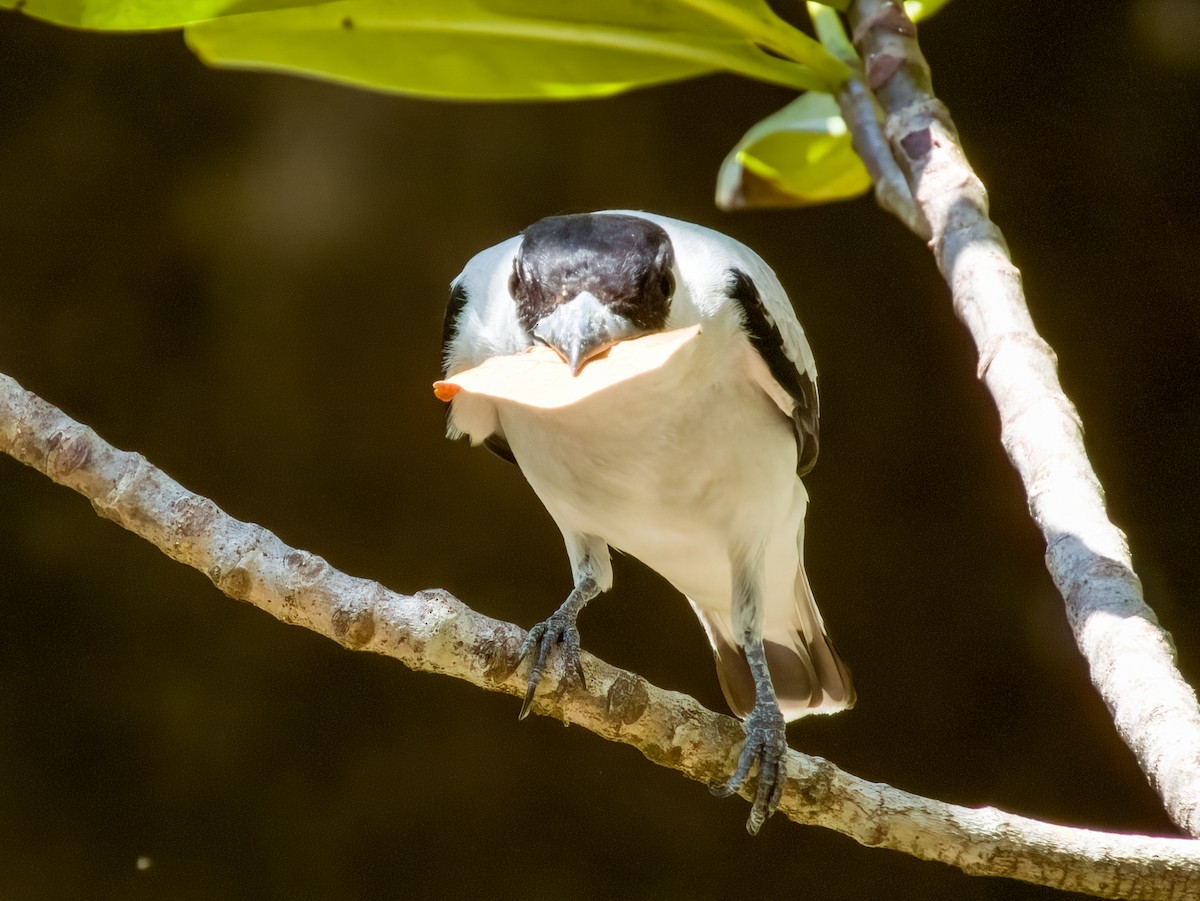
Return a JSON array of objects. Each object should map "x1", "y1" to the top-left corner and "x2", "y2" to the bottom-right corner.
[
  {"x1": 716, "y1": 701, "x2": 788, "y2": 833},
  {"x1": 517, "y1": 611, "x2": 586, "y2": 719}
]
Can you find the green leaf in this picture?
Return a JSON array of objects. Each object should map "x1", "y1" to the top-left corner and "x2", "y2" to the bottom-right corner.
[
  {"x1": 716, "y1": 91, "x2": 870, "y2": 210},
  {"x1": 803, "y1": 0, "x2": 953, "y2": 22},
  {"x1": 905, "y1": 0, "x2": 953, "y2": 22},
  {"x1": 0, "y1": 0, "x2": 325, "y2": 31},
  {"x1": 670, "y1": 0, "x2": 849, "y2": 83},
  {"x1": 806, "y1": 1, "x2": 856, "y2": 68},
  {"x1": 1, "y1": 0, "x2": 850, "y2": 98},
  {"x1": 184, "y1": 0, "x2": 841, "y2": 100}
]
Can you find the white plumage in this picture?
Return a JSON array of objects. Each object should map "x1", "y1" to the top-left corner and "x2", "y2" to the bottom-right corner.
[{"x1": 442, "y1": 211, "x2": 853, "y2": 832}]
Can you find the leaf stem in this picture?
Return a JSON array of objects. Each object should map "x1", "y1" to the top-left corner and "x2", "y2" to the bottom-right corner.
[{"x1": 676, "y1": 0, "x2": 851, "y2": 83}]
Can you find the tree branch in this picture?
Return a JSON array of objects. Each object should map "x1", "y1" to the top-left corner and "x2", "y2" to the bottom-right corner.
[
  {"x1": 845, "y1": 0, "x2": 1200, "y2": 839},
  {"x1": 3, "y1": 371, "x2": 1200, "y2": 898},
  {"x1": 806, "y1": 1, "x2": 928, "y2": 237}
]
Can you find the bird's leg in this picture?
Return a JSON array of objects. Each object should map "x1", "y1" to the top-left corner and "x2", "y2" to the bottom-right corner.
[
  {"x1": 712, "y1": 632, "x2": 789, "y2": 835},
  {"x1": 517, "y1": 575, "x2": 599, "y2": 719}
]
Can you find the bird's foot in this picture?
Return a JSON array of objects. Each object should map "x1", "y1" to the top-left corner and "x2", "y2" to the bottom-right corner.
[
  {"x1": 517, "y1": 610, "x2": 587, "y2": 720},
  {"x1": 711, "y1": 701, "x2": 788, "y2": 834}
]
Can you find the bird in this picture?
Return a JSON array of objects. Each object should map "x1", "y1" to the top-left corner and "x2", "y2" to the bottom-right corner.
[{"x1": 440, "y1": 211, "x2": 854, "y2": 833}]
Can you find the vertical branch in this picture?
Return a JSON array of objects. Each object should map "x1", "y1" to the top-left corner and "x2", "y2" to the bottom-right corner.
[{"x1": 844, "y1": 0, "x2": 1200, "y2": 836}]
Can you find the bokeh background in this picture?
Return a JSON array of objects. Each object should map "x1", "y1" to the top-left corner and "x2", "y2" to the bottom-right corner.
[{"x1": 2, "y1": 2, "x2": 1200, "y2": 898}]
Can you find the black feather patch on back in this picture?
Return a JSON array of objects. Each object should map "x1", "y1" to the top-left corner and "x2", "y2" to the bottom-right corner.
[{"x1": 727, "y1": 268, "x2": 819, "y2": 475}]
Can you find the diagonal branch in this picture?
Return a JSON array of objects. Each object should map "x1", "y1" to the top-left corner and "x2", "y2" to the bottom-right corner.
[
  {"x1": 3, "y1": 371, "x2": 1200, "y2": 899},
  {"x1": 845, "y1": 0, "x2": 1200, "y2": 838}
]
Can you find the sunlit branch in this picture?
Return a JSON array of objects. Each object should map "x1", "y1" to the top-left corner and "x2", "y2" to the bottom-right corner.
[
  {"x1": 845, "y1": 0, "x2": 1200, "y2": 839},
  {"x1": 1, "y1": 370, "x2": 1198, "y2": 899}
]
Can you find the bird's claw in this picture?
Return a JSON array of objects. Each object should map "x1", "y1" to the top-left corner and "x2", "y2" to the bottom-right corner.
[
  {"x1": 517, "y1": 612, "x2": 587, "y2": 720},
  {"x1": 711, "y1": 702, "x2": 788, "y2": 834}
]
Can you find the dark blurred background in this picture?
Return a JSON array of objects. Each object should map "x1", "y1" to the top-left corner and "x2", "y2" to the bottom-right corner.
[{"x1": 2, "y1": 1, "x2": 1199, "y2": 898}]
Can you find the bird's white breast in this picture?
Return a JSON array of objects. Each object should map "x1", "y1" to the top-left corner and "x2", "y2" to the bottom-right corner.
[{"x1": 489, "y1": 328, "x2": 803, "y2": 610}]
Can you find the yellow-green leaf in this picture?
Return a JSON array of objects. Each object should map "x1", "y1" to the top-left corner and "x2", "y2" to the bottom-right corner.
[
  {"x1": 183, "y1": 0, "x2": 840, "y2": 99},
  {"x1": 905, "y1": 0, "x2": 953, "y2": 21},
  {"x1": 803, "y1": 0, "x2": 953, "y2": 22},
  {"x1": 716, "y1": 91, "x2": 870, "y2": 210},
  {"x1": 0, "y1": 0, "x2": 324, "y2": 31}
]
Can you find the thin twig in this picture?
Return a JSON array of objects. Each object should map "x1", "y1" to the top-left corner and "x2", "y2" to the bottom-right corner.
[
  {"x1": 846, "y1": 0, "x2": 1200, "y2": 838},
  {"x1": 2, "y1": 371, "x2": 1200, "y2": 899},
  {"x1": 807, "y1": 1, "x2": 928, "y2": 236}
]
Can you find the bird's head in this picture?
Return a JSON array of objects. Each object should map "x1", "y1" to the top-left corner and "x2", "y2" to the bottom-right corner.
[{"x1": 509, "y1": 213, "x2": 677, "y2": 375}]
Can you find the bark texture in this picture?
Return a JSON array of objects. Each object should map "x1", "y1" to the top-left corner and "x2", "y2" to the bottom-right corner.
[
  {"x1": 847, "y1": 0, "x2": 1200, "y2": 839},
  {"x1": 3, "y1": 370, "x2": 1200, "y2": 899}
]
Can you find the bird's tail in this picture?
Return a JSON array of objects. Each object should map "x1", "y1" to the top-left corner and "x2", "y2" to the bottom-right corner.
[{"x1": 692, "y1": 568, "x2": 855, "y2": 722}]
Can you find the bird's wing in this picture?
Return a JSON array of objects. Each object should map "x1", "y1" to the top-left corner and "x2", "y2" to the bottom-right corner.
[
  {"x1": 725, "y1": 267, "x2": 819, "y2": 476},
  {"x1": 613, "y1": 211, "x2": 819, "y2": 476},
  {"x1": 441, "y1": 234, "x2": 527, "y2": 463},
  {"x1": 440, "y1": 279, "x2": 471, "y2": 374},
  {"x1": 442, "y1": 234, "x2": 528, "y2": 374}
]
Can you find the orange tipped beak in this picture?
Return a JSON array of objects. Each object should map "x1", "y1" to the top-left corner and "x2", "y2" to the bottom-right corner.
[{"x1": 432, "y1": 381, "x2": 461, "y2": 402}]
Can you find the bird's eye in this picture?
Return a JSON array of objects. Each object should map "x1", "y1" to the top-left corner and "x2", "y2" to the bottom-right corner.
[{"x1": 659, "y1": 271, "x2": 675, "y2": 297}]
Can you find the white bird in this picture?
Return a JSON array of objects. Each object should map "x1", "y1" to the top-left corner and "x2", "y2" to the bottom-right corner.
[{"x1": 441, "y1": 211, "x2": 854, "y2": 832}]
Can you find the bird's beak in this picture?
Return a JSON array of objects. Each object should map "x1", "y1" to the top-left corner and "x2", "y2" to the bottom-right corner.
[{"x1": 533, "y1": 291, "x2": 640, "y2": 376}]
